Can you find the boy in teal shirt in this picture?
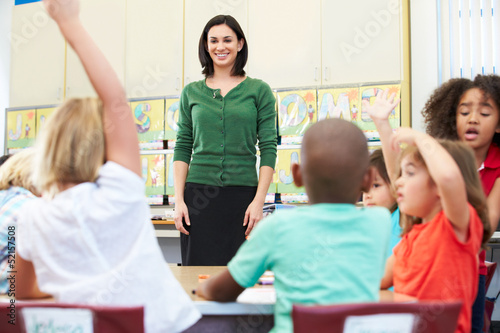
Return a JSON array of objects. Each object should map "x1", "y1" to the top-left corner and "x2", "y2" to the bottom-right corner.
[{"x1": 195, "y1": 119, "x2": 392, "y2": 332}]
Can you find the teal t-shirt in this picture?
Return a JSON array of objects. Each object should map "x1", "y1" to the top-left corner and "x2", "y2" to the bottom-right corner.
[
  {"x1": 228, "y1": 204, "x2": 391, "y2": 333},
  {"x1": 387, "y1": 208, "x2": 402, "y2": 260}
]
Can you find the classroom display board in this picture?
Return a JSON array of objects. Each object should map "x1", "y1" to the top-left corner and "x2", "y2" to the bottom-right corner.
[
  {"x1": 141, "y1": 154, "x2": 166, "y2": 205},
  {"x1": 4, "y1": 82, "x2": 400, "y2": 205}
]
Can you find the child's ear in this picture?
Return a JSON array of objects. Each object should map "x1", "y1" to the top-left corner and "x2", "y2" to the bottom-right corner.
[
  {"x1": 360, "y1": 167, "x2": 375, "y2": 193},
  {"x1": 292, "y1": 163, "x2": 303, "y2": 188}
]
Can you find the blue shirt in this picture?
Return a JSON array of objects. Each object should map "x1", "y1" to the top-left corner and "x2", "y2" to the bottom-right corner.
[
  {"x1": 228, "y1": 204, "x2": 391, "y2": 332},
  {"x1": 0, "y1": 186, "x2": 35, "y2": 293}
]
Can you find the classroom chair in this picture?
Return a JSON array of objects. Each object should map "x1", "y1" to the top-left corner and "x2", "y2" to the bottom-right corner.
[
  {"x1": 0, "y1": 301, "x2": 144, "y2": 333},
  {"x1": 292, "y1": 301, "x2": 462, "y2": 333}
]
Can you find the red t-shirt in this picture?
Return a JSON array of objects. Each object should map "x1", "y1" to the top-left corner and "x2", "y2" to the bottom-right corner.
[
  {"x1": 393, "y1": 204, "x2": 483, "y2": 333},
  {"x1": 478, "y1": 143, "x2": 500, "y2": 275}
]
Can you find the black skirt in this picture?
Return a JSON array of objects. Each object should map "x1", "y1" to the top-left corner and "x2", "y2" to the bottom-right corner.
[{"x1": 181, "y1": 182, "x2": 257, "y2": 266}]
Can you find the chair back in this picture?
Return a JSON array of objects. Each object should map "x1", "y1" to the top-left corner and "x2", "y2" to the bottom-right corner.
[
  {"x1": 292, "y1": 301, "x2": 462, "y2": 333},
  {"x1": 485, "y1": 261, "x2": 497, "y2": 292},
  {"x1": 0, "y1": 301, "x2": 144, "y2": 333}
]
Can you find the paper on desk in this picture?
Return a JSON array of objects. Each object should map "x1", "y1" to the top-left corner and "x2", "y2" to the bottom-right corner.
[{"x1": 237, "y1": 288, "x2": 276, "y2": 304}]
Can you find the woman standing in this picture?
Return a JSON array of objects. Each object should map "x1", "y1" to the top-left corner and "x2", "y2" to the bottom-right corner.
[{"x1": 173, "y1": 15, "x2": 277, "y2": 266}]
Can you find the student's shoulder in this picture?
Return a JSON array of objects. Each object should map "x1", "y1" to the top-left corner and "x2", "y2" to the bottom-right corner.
[{"x1": 359, "y1": 206, "x2": 392, "y2": 222}]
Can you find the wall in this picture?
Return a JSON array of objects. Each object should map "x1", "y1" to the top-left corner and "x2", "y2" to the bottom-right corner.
[
  {"x1": 410, "y1": 0, "x2": 439, "y2": 133},
  {"x1": 0, "y1": 0, "x2": 14, "y2": 154}
]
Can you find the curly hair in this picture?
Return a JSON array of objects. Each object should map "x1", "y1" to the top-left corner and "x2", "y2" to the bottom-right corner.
[
  {"x1": 422, "y1": 78, "x2": 473, "y2": 140},
  {"x1": 473, "y1": 74, "x2": 500, "y2": 145},
  {"x1": 422, "y1": 75, "x2": 500, "y2": 146}
]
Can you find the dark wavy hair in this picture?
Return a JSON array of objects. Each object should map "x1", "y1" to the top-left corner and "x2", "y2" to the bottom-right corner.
[
  {"x1": 198, "y1": 15, "x2": 248, "y2": 78},
  {"x1": 422, "y1": 75, "x2": 500, "y2": 145}
]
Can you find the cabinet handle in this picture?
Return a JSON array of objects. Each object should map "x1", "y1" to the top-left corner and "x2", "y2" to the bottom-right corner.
[
  {"x1": 324, "y1": 67, "x2": 329, "y2": 81},
  {"x1": 314, "y1": 67, "x2": 318, "y2": 81}
]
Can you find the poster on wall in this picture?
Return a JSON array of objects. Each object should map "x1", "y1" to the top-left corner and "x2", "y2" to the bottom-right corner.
[
  {"x1": 275, "y1": 148, "x2": 306, "y2": 202},
  {"x1": 6, "y1": 109, "x2": 36, "y2": 152},
  {"x1": 165, "y1": 153, "x2": 175, "y2": 195},
  {"x1": 358, "y1": 84, "x2": 401, "y2": 140},
  {"x1": 141, "y1": 154, "x2": 166, "y2": 205},
  {"x1": 277, "y1": 89, "x2": 317, "y2": 144},
  {"x1": 131, "y1": 99, "x2": 165, "y2": 150},
  {"x1": 36, "y1": 107, "x2": 56, "y2": 136},
  {"x1": 317, "y1": 86, "x2": 359, "y2": 123},
  {"x1": 164, "y1": 97, "x2": 180, "y2": 142}
]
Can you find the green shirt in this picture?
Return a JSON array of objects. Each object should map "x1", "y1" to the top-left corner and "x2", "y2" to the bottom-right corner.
[
  {"x1": 228, "y1": 204, "x2": 391, "y2": 333},
  {"x1": 174, "y1": 77, "x2": 277, "y2": 187}
]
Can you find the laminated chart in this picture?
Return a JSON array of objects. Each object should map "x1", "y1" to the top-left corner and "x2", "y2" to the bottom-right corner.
[
  {"x1": 277, "y1": 89, "x2": 317, "y2": 143},
  {"x1": 36, "y1": 107, "x2": 56, "y2": 136},
  {"x1": 141, "y1": 154, "x2": 166, "y2": 205},
  {"x1": 317, "y1": 87, "x2": 358, "y2": 123},
  {"x1": 276, "y1": 148, "x2": 306, "y2": 202},
  {"x1": 131, "y1": 99, "x2": 165, "y2": 150},
  {"x1": 358, "y1": 84, "x2": 401, "y2": 139},
  {"x1": 6, "y1": 109, "x2": 36, "y2": 152},
  {"x1": 165, "y1": 153, "x2": 175, "y2": 195},
  {"x1": 164, "y1": 97, "x2": 180, "y2": 141}
]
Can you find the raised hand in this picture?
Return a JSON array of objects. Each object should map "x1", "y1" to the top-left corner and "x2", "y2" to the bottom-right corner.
[
  {"x1": 43, "y1": 0, "x2": 80, "y2": 26},
  {"x1": 363, "y1": 89, "x2": 401, "y2": 122}
]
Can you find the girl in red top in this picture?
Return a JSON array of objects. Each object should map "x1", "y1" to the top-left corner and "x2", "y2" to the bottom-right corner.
[
  {"x1": 380, "y1": 129, "x2": 489, "y2": 333},
  {"x1": 422, "y1": 75, "x2": 500, "y2": 331},
  {"x1": 365, "y1": 91, "x2": 490, "y2": 333}
]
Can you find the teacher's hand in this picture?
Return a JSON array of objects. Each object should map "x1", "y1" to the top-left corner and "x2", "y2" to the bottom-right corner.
[
  {"x1": 174, "y1": 200, "x2": 190, "y2": 235},
  {"x1": 243, "y1": 200, "x2": 264, "y2": 236}
]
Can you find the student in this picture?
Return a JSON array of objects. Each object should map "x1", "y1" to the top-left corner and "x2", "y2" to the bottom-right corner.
[
  {"x1": 362, "y1": 149, "x2": 401, "y2": 260},
  {"x1": 422, "y1": 75, "x2": 499, "y2": 332},
  {"x1": 0, "y1": 149, "x2": 38, "y2": 294},
  {"x1": 369, "y1": 90, "x2": 489, "y2": 333},
  {"x1": 195, "y1": 118, "x2": 392, "y2": 332},
  {"x1": 15, "y1": 1, "x2": 201, "y2": 332},
  {"x1": 173, "y1": 15, "x2": 277, "y2": 266}
]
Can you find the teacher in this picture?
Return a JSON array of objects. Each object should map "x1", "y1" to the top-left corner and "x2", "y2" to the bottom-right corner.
[{"x1": 173, "y1": 15, "x2": 277, "y2": 266}]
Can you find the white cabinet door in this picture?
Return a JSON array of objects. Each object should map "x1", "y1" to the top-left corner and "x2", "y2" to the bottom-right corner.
[
  {"x1": 321, "y1": 0, "x2": 402, "y2": 85},
  {"x1": 184, "y1": 0, "x2": 248, "y2": 86},
  {"x1": 65, "y1": 0, "x2": 126, "y2": 99},
  {"x1": 247, "y1": 0, "x2": 321, "y2": 89},
  {"x1": 9, "y1": 2, "x2": 65, "y2": 107},
  {"x1": 125, "y1": 0, "x2": 183, "y2": 98}
]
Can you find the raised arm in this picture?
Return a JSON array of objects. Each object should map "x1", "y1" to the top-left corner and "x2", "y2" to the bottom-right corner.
[
  {"x1": 391, "y1": 128, "x2": 470, "y2": 239},
  {"x1": 364, "y1": 89, "x2": 401, "y2": 184},
  {"x1": 44, "y1": 0, "x2": 140, "y2": 176}
]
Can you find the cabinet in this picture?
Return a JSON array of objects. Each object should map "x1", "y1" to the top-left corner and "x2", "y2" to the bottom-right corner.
[
  {"x1": 65, "y1": 0, "x2": 126, "y2": 99},
  {"x1": 125, "y1": 0, "x2": 183, "y2": 98},
  {"x1": 9, "y1": 2, "x2": 65, "y2": 107},
  {"x1": 183, "y1": 0, "x2": 248, "y2": 86},
  {"x1": 321, "y1": 0, "x2": 401, "y2": 84},
  {"x1": 246, "y1": 0, "x2": 321, "y2": 89},
  {"x1": 247, "y1": 0, "x2": 402, "y2": 89}
]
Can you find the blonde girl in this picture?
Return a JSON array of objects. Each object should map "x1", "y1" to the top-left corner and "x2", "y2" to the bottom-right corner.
[{"x1": 15, "y1": 1, "x2": 200, "y2": 332}]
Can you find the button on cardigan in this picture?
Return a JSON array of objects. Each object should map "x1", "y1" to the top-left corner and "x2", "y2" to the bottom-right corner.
[{"x1": 174, "y1": 77, "x2": 278, "y2": 187}]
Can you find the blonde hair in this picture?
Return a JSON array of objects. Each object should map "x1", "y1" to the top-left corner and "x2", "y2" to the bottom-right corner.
[
  {"x1": 33, "y1": 98, "x2": 105, "y2": 198},
  {"x1": 0, "y1": 148, "x2": 38, "y2": 195},
  {"x1": 397, "y1": 140, "x2": 491, "y2": 248}
]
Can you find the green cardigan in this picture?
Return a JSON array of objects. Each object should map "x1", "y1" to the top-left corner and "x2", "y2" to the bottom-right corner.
[{"x1": 174, "y1": 77, "x2": 278, "y2": 187}]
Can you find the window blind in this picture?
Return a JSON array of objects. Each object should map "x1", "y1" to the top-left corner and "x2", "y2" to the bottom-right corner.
[{"x1": 438, "y1": 0, "x2": 499, "y2": 83}]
